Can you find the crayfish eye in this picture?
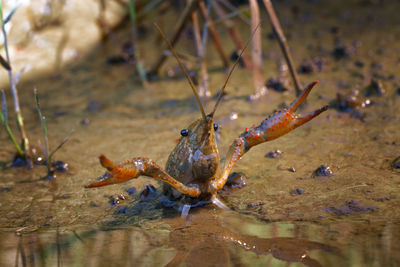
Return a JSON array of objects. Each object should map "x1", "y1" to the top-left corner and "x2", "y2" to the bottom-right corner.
[
  {"x1": 180, "y1": 129, "x2": 189, "y2": 137},
  {"x1": 213, "y1": 123, "x2": 219, "y2": 131}
]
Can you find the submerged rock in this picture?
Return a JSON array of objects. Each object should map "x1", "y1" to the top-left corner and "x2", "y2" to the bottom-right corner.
[{"x1": 323, "y1": 200, "x2": 377, "y2": 215}]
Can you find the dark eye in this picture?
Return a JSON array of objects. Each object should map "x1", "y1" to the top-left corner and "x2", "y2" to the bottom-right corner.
[
  {"x1": 213, "y1": 123, "x2": 218, "y2": 131},
  {"x1": 180, "y1": 129, "x2": 188, "y2": 137}
]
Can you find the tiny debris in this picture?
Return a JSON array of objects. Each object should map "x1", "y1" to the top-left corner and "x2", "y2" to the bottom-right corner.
[
  {"x1": 265, "y1": 149, "x2": 283, "y2": 158},
  {"x1": 288, "y1": 167, "x2": 296, "y2": 173},
  {"x1": 90, "y1": 201, "x2": 99, "y2": 207},
  {"x1": 290, "y1": 188, "x2": 305, "y2": 195},
  {"x1": 313, "y1": 165, "x2": 333, "y2": 177}
]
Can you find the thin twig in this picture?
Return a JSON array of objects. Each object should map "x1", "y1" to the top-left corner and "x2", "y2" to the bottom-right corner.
[
  {"x1": 198, "y1": 0, "x2": 229, "y2": 69},
  {"x1": 212, "y1": 0, "x2": 252, "y2": 70},
  {"x1": 151, "y1": 0, "x2": 200, "y2": 74},
  {"x1": 154, "y1": 22, "x2": 207, "y2": 119},
  {"x1": 191, "y1": 6, "x2": 210, "y2": 97},
  {"x1": 48, "y1": 129, "x2": 74, "y2": 160},
  {"x1": 262, "y1": 0, "x2": 302, "y2": 96},
  {"x1": 249, "y1": 0, "x2": 266, "y2": 101}
]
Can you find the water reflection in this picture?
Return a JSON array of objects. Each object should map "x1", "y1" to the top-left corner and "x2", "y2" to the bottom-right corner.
[
  {"x1": 2, "y1": 209, "x2": 399, "y2": 266},
  {"x1": 0, "y1": 209, "x2": 338, "y2": 267}
]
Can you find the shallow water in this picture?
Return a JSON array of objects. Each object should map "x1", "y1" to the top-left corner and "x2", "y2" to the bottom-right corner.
[{"x1": 0, "y1": 1, "x2": 400, "y2": 266}]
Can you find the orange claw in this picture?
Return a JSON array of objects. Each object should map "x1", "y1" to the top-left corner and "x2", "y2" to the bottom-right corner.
[
  {"x1": 212, "y1": 81, "x2": 328, "y2": 192},
  {"x1": 85, "y1": 155, "x2": 202, "y2": 197}
]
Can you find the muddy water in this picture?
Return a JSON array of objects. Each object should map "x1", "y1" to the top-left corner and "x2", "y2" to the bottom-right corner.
[{"x1": 0, "y1": 1, "x2": 400, "y2": 266}]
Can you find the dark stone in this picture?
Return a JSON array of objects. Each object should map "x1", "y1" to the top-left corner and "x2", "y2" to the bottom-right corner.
[
  {"x1": 332, "y1": 46, "x2": 351, "y2": 60},
  {"x1": 229, "y1": 51, "x2": 245, "y2": 67},
  {"x1": 354, "y1": 60, "x2": 364, "y2": 68},
  {"x1": 265, "y1": 78, "x2": 288, "y2": 92},
  {"x1": 125, "y1": 187, "x2": 137, "y2": 195},
  {"x1": 291, "y1": 188, "x2": 305, "y2": 195},
  {"x1": 109, "y1": 194, "x2": 125, "y2": 206},
  {"x1": 313, "y1": 165, "x2": 333, "y2": 177},
  {"x1": 226, "y1": 172, "x2": 248, "y2": 189},
  {"x1": 53, "y1": 161, "x2": 68, "y2": 172}
]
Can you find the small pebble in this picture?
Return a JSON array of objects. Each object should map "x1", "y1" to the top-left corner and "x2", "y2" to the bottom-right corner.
[
  {"x1": 226, "y1": 172, "x2": 248, "y2": 189},
  {"x1": 53, "y1": 161, "x2": 68, "y2": 172},
  {"x1": 291, "y1": 188, "x2": 305, "y2": 195},
  {"x1": 288, "y1": 167, "x2": 296, "y2": 173},
  {"x1": 81, "y1": 118, "x2": 90, "y2": 125},
  {"x1": 90, "y1": 201, "x2": 99, "y2": 207},
  {"x1": 109, "y1": 194, "x2": 125, "y2": 206},
  {"x1": 266, "y1": 78, "x2": 288, "y2": 92},
  {"x1": 313, "y1": 165, "x2": 333, "y2": 177},
  {"x1": 266, "y1": 149, "x2": 283, "y2": 158}
]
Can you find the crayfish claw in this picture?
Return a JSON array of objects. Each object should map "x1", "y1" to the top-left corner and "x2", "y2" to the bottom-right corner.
[{"x1": 289, "y1": 81, "x2": 319, "y2": 112}]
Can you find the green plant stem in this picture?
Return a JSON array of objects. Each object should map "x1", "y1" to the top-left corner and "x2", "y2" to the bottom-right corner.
[
  {"x1": 0, "y1": 113, "x2": 24, "y2": 156},
  {"x1": 0, "y1": 1, "x2": 30, "y2": 157},
  {"x1": 34, "y1": 88, "x2": 50, "y2": 172}
]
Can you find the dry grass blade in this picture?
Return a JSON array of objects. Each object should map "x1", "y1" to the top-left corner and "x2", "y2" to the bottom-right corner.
[{"x1": 49, "y1": 129, "x2": 74, "y2": 160}]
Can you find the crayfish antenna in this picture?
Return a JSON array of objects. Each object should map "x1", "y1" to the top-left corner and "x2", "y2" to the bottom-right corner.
[{"x1": 289, "y1": 81, "x2": 319, "y2": 113}]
